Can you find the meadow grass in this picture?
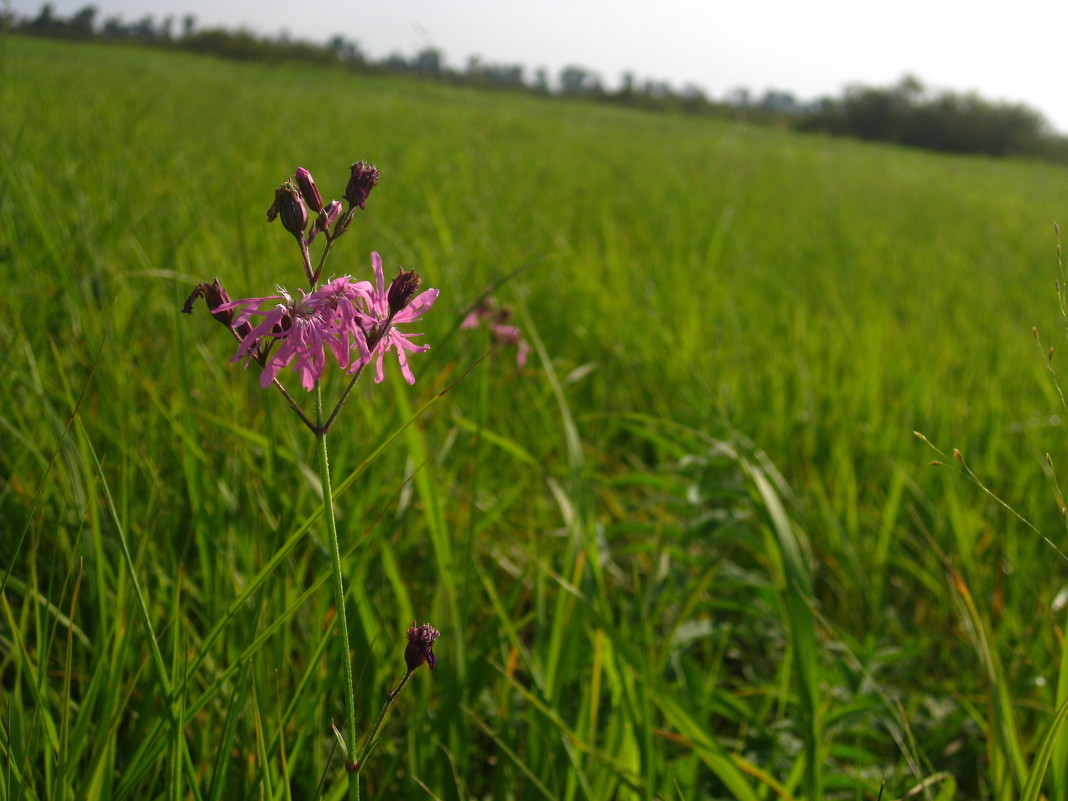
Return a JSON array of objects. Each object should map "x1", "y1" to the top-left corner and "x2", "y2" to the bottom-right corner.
[{"x1": 5, "y1": 35, "x2": 1068, "y2": 800}]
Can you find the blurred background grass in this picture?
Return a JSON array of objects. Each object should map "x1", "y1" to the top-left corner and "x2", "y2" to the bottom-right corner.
[{"x1": 5, "y1": 35, "x2": 1068, "y2": 800}]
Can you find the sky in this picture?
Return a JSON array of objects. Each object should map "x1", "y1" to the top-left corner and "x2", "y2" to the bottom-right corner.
[{"x1": 13, "y1": 0, "x2": 1068, "y2": 134}]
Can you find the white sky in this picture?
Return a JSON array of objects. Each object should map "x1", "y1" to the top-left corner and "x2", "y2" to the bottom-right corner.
[{"x1": 13, "y1": 0, "x2": 1068, "y2": 134}]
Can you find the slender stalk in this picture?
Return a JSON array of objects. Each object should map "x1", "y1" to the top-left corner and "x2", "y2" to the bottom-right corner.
[
  {"x1": 354, "y1": 669, "x2": 415, "y2": 771},
  {"x1": 299, "y1": 236, "x2": 314, "y2": 284},
  {"x1": 272, "y1": 377, "x2": 319, "y2": 432},
  {"x1": 322, "y1": 362, "x2": 368, "y2": 434},
  {"x1": 314, "y1": 384, "x2": 360, "y2": 801}
]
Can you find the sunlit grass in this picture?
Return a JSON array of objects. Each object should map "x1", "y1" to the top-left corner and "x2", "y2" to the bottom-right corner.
[{"x1": 5, "y1": 34, "x2": 1068, "y2": 800}]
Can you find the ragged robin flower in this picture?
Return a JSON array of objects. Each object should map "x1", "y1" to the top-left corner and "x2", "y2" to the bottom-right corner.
[
  {"x1": 219, "y1": 277, "x2": 372, "y2": 391},
  {"x1": 358, "y1": 252, "x2": 439, "y2": 385},
  {"x1": 461, "y1": 295, "x2": 531, "y2": 368}
]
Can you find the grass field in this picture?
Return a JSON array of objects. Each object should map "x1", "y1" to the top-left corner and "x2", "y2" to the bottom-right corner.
[{"x1": 6, "y1": 34, "x2": 1068, "y2": 800}]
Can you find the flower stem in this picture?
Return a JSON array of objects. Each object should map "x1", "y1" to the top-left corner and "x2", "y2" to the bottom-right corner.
[
  {"x1": 314, "y1": 384, "x2": 359, "y2": 801},
  {"x1": 354, "y1": 669, "x2": 415, "y2": 772},
  {"x1": 299, "y1": 236, "x2": 315, "y2": 285}
]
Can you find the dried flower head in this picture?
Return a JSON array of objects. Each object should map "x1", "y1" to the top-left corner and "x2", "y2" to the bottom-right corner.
[
  {"x1": 386, "y1": 269, "x2": 422, "y2": 316},
  {"x1": 344, "y1": 161, "x2": 379, "y2": 209},
  {"x1": 404, "y1": 622, "x2": 440, "y2": 672},
  {"x1": 182, "y1": 278, "x2": 254, "y2": 340}
]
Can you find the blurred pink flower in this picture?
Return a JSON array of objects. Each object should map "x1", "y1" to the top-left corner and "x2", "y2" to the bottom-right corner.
[{"x1": 462, "y1": 295, "x2": 530, "y2": 368}]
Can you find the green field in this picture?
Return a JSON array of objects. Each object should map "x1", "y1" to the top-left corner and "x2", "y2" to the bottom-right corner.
[{"x1": 6, "y1": 34, "x2": 1068, "y2": 800}]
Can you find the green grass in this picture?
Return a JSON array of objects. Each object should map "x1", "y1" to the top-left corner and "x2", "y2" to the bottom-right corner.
[{"x1": 5, "y1": 34, "x2": 1068, "y2": 800}]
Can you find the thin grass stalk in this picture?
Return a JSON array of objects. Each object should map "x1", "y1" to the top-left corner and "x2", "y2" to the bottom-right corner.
[{"x1": 313, "y1": 383, "x2": 359, "y2": 801}]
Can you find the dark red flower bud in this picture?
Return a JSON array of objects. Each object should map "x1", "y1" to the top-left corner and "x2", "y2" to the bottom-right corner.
[
  {"x1": 404, "y1": 621, "x2": 440, "y2": 672},
  {"x1": 344, "y1": 161, "x2": 379, "y2": 209},
  {"x1": 387, "y1": 269, "x2": 422, "y2": 316},
  {"x1": 294, "y1": 167, "x2": 324, "y2": 213},
  {"x1": 267, "y1": 181, "x2": 308, "y2": 238}
]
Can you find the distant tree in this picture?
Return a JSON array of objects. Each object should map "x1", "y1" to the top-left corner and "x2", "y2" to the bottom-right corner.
[
  {"x1": 642, "y1": 78, "x2": 673, "y2": 99},
  {"x1": 101, "y1": 14, "x2": 127, "y2": 37},
  {"x1": 69, "y1": 5, "x2": 97, "y2": 37},
  {"x1": 726, "y1": 87, "x2": 751, "y2": 108},
  {"x1": 465, "y1": 56, "x2": 524, "y2": 88},
  {"x1": 758, "y1": 89, "x2": 800, "y2": 113},
  {"x1": 29, "y1": 3, "x2": 58, "y2": 31},
  {"x1": 559, "y1": 65, "x2": 601, "y2": 96},
  {"x1": 382, "y1": 52, "x2": 410, "y2": 71},
  {"x1": 328, "y1": 34, "x2": 364, "y2": 64},
  {"x1": 181, "y1": 13, "x2": 195, "y2": 38},
  {"x1": 796, "y1": 74, "x2": 1055, "y2": 159},
  {"x1": 412, "y1": 47, "x2": 442, "y2": 74},
  {"x1": 130, "y1": 14, "x2": 156, "y2": 38},
  {"x1": 532, "y1": 67, "x2": 549, "y2": 94}
]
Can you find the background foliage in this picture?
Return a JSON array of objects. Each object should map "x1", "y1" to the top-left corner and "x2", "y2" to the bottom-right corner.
[
  {"x1": 8, "y1": 4, "x2": 1068, "y2": 162},
  {"x1": 5, "y1": 35, "x2": 1068, "y2": 800}
]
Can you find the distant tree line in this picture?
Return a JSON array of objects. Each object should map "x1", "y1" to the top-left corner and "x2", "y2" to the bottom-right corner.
[{"x1": 7, "y1": 3, "x2": 1068, "y2": 163}]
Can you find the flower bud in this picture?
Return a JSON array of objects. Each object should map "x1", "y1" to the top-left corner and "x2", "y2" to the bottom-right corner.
[
  {"x1": 387, "y1": 269, "x2": 422, "y2": 316},
  {"x1": 267, "y1": 181, "x2": 308, "y2": 238},
  {"x1": 294, "y1": 167, "x2": 324, "y2": 213},
  {"x1": 404, "y1": 621, "x2": 440, "y2": 671},
  {"x1": 309, "y1": 199, "x2": 343, "y2": 243},
  {"x1": 344, "y1": 161, "x2": 379, "y2": 209}
]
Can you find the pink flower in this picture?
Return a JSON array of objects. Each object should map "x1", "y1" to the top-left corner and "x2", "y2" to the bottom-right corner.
[
  {"x1": 217, "y1": 255, "x2": 437, "y2": 390},
  {"x1": 221, "y1": 276, "x2": 373, "y2": 391},
  {"x1": 461, "y1": 294, "x2": 529, "y2": 368},
  {"x1": 359, "y1": 252, "x2": 439, "y2": 384}
]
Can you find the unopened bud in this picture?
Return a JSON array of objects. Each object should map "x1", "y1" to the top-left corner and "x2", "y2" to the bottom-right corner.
[
  {"x1": 309, "y1": 200, "x2": 343, "y2": 243},
  {"x1": 267, "y1": 181, "x2": 308, "y2": 238},
  {"x1": 404, "y1": 621, "x2": 440, "y2": 672},
  {"x1": 344, "y1": 161, "x2": 379, "y2": 209},
  {"x1": 387, "y1": 269, "x2": 422, "y2": 316},
  {"x1": 294, "y1": 167, "x2": 324, "y2": 213}
]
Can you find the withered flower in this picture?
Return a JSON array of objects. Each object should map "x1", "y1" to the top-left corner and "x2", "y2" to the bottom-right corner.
[
  {"x1": 182, "y1": 277, "x2": 252, "y2": 339},
  {"x1": 404, "y1": 621, "x2": 440, "y2": 672},
  {"x1": 386, "y1": 269, "x2": 422, "y2": 317},
  {"x1": 344, "y1": 161, "x2": 379, "y2": 209}
]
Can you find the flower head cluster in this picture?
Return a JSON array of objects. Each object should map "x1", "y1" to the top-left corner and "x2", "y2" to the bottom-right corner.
[
  {"x1": 461, "y1": 295, "x2": 531, "y2": 368},
  {"x1": 220, "y1": 252, "x2": 437, "y2": 390}
]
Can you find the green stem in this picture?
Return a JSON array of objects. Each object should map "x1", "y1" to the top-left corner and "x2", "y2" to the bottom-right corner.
[
  {"x1": 314, "y1": 384, "x2": 359, "y2": 801},
  {"x1": 355, "y1": 669, "x2": 415, "y2": 771}
]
